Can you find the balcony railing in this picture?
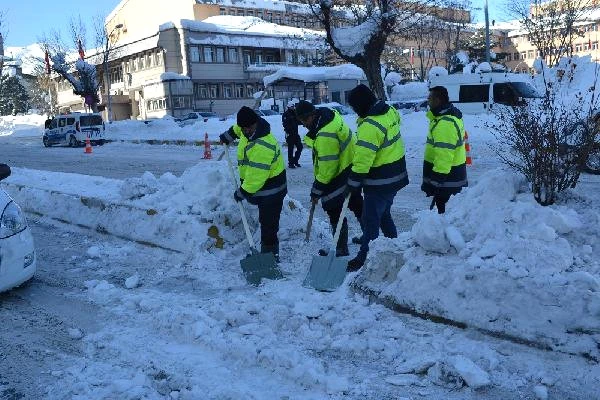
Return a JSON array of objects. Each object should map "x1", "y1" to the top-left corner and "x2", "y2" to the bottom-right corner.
[{"x1": 244, "y1": 62, "x2": 292, "y2": 72}]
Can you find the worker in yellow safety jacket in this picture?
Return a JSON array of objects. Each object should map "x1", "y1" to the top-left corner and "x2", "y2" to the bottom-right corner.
[
  {"x1": 345, "y1": 84, "x2": 409, "y2": 271},
  {"x1": 294, "y1": 100, "x2": 363, "y2": 257},
  {"x1": 219, "y1": 106, "x2": 287, "y2": 259},
  {"x1": 421, "y1": 86, "x2": 468, "y2": 214}
]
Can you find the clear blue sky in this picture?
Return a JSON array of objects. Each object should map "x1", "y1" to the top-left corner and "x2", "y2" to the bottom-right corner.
[
  {"x1": 3, "y1": 0, "x2": 509, "y2": 48},
  {"x1": 3, "y1": 0, "x2": 121, "y2": 47}
]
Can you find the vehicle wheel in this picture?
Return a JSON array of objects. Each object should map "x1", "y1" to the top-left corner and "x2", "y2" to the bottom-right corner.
[
  {"x1": 584, "y1": 148, "x2": 600, "y2": 174},
  {"x1": 43, "y1": 136, "x2": 50, "y2": 147},
  {"x1": 69, "y1": 136, "x2": 79, "y2": 147}
]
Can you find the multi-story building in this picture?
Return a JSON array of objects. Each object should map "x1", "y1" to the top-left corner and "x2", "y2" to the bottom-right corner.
[{"x1": 55, "y1": 0, "x2": 325, "y2": 120}]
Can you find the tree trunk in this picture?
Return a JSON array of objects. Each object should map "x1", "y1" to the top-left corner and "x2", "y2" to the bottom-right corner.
[{"x1": 360, "y1": 56, "x2": 385, "y2": 100}]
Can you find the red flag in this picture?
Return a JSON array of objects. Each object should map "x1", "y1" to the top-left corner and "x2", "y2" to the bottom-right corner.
[
  {"x1": 77, "y1": 38, "x2": 85, "y2": 60},
  {"x1": 410, "y1": 47, "x2": 414, "y2": 65},
  {"x1": 44, "y1": 50, "x2": 51, "y2": 75},
  {"x1": 589, "y1": 37, "x2": 593, "y2": 49}
]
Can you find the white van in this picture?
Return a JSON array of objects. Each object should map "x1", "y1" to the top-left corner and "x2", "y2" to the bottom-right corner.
[
  {"x1": 43, "y1": 113, "x2": 106, "y2": 147},
  {"x1": 428, "y1": 72, "x2": 543, "y2": 114}
]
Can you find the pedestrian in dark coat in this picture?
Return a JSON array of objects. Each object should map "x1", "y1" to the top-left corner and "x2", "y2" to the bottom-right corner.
[{"x1": 282, "y1": 105, "x2": 303, "y2": 168}]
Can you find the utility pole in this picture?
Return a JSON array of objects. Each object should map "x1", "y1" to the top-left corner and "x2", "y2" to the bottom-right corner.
[
  {"x1": 485, "y1": 0, "x2": 491, "y2": 64},
  {"x1": 104, "y1": 23, "x2": 123, "y2": 123}
]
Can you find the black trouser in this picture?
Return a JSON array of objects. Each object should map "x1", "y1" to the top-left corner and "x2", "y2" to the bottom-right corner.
[
  {"x1": 286, "y1": 133, "x2": 303, "y2": 165},
  {"x1": 433, "y1": 194, "x2": 451, "y2": 214},
  {"x1": 324, "y1": 191, "x2": 363, "y2": 251},
  {"x1": 258, "y1": 197, "x2": 284, "y2": 250}
]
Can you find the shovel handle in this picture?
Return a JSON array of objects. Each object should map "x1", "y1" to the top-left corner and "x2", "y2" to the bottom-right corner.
[
  {"x1": 429, "y1": 197, "x2": 436, "y2": 210},
  {"x1": 224, "y1": 144, "x2": 256, "y2": 250},
  {"x1": 330, "y1": 195, "x2": 350, "y2": 252},
  {"x1": 305, "y1": 201, "x2": 316, "y2": 242}
]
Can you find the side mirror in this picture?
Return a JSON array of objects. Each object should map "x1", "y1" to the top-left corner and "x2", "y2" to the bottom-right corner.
[{"x1": 0, "y1": 164, "x2": 11, "y2": 181}]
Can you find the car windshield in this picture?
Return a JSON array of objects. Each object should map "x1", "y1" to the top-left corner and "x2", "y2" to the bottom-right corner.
[
  {"x1": 80, "y1": 115, "x2": 103, "y2": 127},
  {"x1": 512, "y1": 82, "x2": 542, "y2": 98},
  {"x1": 260, "y1": 110, "x2": 278, "y2": 116}
]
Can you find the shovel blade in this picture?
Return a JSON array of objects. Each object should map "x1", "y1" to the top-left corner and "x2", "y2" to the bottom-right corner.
[
  {"x1": 240, "y1": 251, "x2": 282, "y2": 286},
  {"x1": 303, "y1": 253, "x2": 347, "y2": 292}
]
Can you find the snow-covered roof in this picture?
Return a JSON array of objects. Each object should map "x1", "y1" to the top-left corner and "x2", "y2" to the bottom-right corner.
[
  {"x1": 161, "y1": 16, "x2": 324, "y2": 50},
  {"x1": 263, "y1": 64, "x2": 366, "y2": 86},
  {"x1": 145, "y1": 72, "x2": 192, "y2": 85}
]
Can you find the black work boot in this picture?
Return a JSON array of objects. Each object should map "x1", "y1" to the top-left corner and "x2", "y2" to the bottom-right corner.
[
  {"x1": 347, "y1": 251, "x2": 367, "y2": 272},
  {"x1": 318, "y1": 247, "x2": 349, "y2": 257},
  {"x1": 261, "y1": 244, "x2": 280, "y2": 263},
  {"x1": 351, "y1": 236, "x2": 363, "y2": 245}
]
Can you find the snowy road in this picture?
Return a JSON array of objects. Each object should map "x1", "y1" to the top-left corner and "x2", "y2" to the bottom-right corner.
[{"x1": 1, "y1": 215, "x2": 598, "y2": 399}]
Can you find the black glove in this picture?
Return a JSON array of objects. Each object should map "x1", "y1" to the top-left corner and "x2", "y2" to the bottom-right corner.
[
  {"x1": 233, "y1": 188, "x2": 245, "y2": 202},
  {"x1": 219, "y1": 132, "x2": 231, "y2": 145}
]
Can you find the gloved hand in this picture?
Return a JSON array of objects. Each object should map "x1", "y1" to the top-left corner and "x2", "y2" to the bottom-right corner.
[
  {"x1": 219, "y1": 132, "x2": 231, "y2": 145},
  {"x1": 310, "y1": 192, "x2": 320, "y2": 204},
  {"x1": 233, "y1": 188, "x2": 245, "y2": 202}
]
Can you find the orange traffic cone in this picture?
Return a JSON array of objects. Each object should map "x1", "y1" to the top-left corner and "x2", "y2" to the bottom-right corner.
[
  {"x1": 464, "y1": 130, "x2": 472, "y2": 166},
  {"x1": 84, "y1": 135, "x2": 93, "y2": 154},
  {"x1": 203, "y1": 132, "x2": 212, "y2": 159}
]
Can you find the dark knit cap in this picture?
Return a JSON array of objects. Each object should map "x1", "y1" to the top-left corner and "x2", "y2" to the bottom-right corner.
[
  {"x1": 295, "y1": 100, "x2": 316, "y2": 119},
  {"x1": 237, "y1": 106, "x2": 258, "y2": 127},
  {"x1": 347, "y1": 84, "x2": 377, "y2": 118}
]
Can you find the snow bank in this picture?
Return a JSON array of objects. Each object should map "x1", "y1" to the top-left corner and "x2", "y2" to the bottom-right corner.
[
  {"x1": 331, "y1": 19, "x2": 378, "y2": 58},
  {"x1": 354, "y1": 169, "x2": 600, "y2": 360},
  {"x1": 4, "y1": 163, "x2": 329, "y2": 266},
  {"x1": 263, "y1": 64, "x2": 366, "y2": 86},
  {"x1": 389, "y1": 82, "x2": 429, "y2": 102},
  {"x1": 0, "y1": 114, "x2": 45, "y2": 138}
]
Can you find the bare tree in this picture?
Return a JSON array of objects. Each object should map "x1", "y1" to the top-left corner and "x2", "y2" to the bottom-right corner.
[
  {"x1": 506, "y1": 0, "x2": 593, "y2": 67},
  {"x1": 487, "y1": 63, "x2": 599, "y2": 205},
  {"x1": 437, "y1": 0, "x2": 472, "y2": 70},
  {"x1": 306, "y1": 0, "x2": 439, "y2": 98}
]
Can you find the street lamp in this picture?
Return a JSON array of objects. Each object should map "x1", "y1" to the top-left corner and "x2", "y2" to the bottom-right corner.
[{"x1": 104, "y1": 23, "x2": 123, "y2": 123}]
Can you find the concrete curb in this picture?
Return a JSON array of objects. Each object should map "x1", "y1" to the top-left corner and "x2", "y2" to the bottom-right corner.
[{"x1": 3, "y1": 182, "x2": 211, "y2": 253}]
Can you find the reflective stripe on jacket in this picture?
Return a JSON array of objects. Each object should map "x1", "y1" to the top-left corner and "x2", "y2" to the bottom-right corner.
[
  {"x1": 226, "y1": 119, "x2": 287, "y2": 205},
  {"x1": 422, "y1": 105, "x2": 468, "y2": 197},
  {"x1": 303, "y1": 108, "x2": 355, "y2": 209},
  {"x1": 349, "y1": 101, "x2": 409, "y2": 193}
]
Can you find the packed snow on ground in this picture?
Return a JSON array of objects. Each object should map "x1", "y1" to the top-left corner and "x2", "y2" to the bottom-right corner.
[
  {"x1": 354, "y1": 168, "x2": 600, "y2": 360},
  {"x1": 0, "y1": 114, "x2": 46, "y2": 138}
]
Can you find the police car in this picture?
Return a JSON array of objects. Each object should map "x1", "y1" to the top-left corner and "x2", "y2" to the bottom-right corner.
[
  {"x1": 0, "y1": 164, "x2": 36, "y2": 293},
  {"x1": 43, "y1": 112, "x2": 106, "y2": 147}
]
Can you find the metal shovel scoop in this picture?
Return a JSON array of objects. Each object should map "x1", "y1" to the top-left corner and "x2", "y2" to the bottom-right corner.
[{"x1": 303, "y1": 195, "x2": 350, "y2": 291}]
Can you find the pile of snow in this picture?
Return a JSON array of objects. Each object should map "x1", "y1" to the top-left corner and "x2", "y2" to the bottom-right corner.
[
  {"x1": 355, "y1": 169, "x2": 600, "y2": 359},
  {"x1": 0, "y1": 114, "x2": 45, "y2": 138},
  {"x1": 389, "y1": 82, "x2": 429, "y2": 102},
  {"x1": 428, "y1": 66, "x2": 448, "y2": 79},
  {"x1": 331, "y1": 19, "x2": 378, "y2": 58}
]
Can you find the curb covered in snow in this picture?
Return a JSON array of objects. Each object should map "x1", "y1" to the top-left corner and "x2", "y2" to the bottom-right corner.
[{"x1": 3, "y1": 182, "x2": 204, "y2": 253}]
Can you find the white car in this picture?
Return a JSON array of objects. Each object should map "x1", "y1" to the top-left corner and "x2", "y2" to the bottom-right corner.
[
  {"x1": 176, "y1": 112, "x2": 220, "y2": 127},
  {"x1": 0, "y1": 164, "x2": 36, "y2": 293}
]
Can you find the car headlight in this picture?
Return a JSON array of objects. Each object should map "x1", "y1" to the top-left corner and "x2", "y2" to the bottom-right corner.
[{"x1": 0, "y1": 201, "x2": 28, "y2": 238}]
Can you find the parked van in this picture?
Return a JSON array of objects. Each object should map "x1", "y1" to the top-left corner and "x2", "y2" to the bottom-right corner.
[
  {"x1": 428, "y1": 72, "x2": 543, "y2": 114},
  {"x1": 43, "y1": 113, "x2": 106, "y2": 147}
]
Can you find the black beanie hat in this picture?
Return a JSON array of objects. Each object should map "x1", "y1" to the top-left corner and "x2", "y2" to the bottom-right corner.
[
  {"x1": 347, "y1": 84, "x2": 377, "y2": 118},
  {"x1": 295, "y1": 100, "x2": 316, "y2": 119},
  {"x1": 237, "y1": 106, "x2": 258, "y2": 127}
]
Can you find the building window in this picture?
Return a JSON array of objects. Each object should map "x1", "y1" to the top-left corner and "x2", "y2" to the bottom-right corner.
[
  {"x1": 147, "y1": 98, "x2": 167, "y2": 111},
  {"x1": 237, "y1": 9, "x2": 245, "y2": 16},
  {"x1": 172, "y1": 96, "x2": 190, "y2": 109},
  {"x1": 266, "y1": 11, "x2": 272, "y2": 21},
  {"x1": 527, "y1": 50, "x2": 534, "y2": 59},
  {"x1": 194, "y1": 83, "x2": 208, "y2": 99},
  {"x1": 147, "y1": 53, "x2": 154, "y2": 68},
  {"x1": 216, "y1": 47, "x2": 225, "y2": 63},
  {"x1": 203, "y1": 47, "x2": 214, "y2": 63},
  {"x1": 576, "y1": 44, "x2": 582, "y2": 52},
  {"x1": 593, "y1": 42, "x2": 598, "y2": 50},
  {"x1": 228, "y1": 48, "x2": 238, "y2": 63},
  {"x1": 138, "y1": 56, "x2": 145, "y2": 70},
  {"x1": 506, "y1": 53, "x2": 512, "y2": 61},
  {"x1": 255, "y1": 52, "x2": 263, "y2": 64},
  {"x1": 209, "y1": 84, "x2": 220, "y2": 98},
  {"x1": 256, "y1": 10, "x2": 263, "y2": 19},
  {"x1": 154, "y1": 52, "x2": 163, "y2": 66},
  {"x1": 246, "y1": 84, "x2": 255, "y2": 97},
  {"x1": 224, "y1": 84, "x2": 233, "y2": 98},
  {"x1": 286, "y1": 51, "x2": 293, "y2": 64},
  {"x1": 247, "y1": 10, "x2": 254, "y2": 16},
  {"x1": 236, "y1": 84, "x2": 245, "y2": 98},
  {"x1": 243, "y1": 50, "x2": 252, "y2": 65},
  {"x1": 520, "y1": 52, "x2": 526, "y2": 60},
  {"x1": 584, "y1": 42, "x2": 590, "y2": 51},
  {"x1": 190, "y1": 47, "x2": 200, "y2": 63},
  {"x1": 219, "y1": 7, "x2": 227, "y2": 15}
]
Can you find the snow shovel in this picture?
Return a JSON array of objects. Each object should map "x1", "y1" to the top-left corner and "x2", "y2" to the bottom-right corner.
[
  {"x1": 305, "y1": 200, "x2": 317, "y2": 242},
  {"x1": 303, "y1": 195, "x2": 350, "y2": 291},
  {"x1": 224, "y1": 145, "x2": 282, "y2": 286}
]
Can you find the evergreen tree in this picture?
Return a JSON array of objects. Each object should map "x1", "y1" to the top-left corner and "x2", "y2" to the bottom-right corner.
[
  {"x1": 461, "y1": 28, "x2": 508, "y2": 64},
  {"x1": 0, "y1": 75, "x2": 29, "y2": 115}
]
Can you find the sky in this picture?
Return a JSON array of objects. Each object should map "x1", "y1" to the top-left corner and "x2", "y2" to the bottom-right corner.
[
  {"x1": 2, "y1": 0, "x2": 121, "y2": 48},
  {"x1": 2, "y1": 0, "x2": 510, "y2": 49}
]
